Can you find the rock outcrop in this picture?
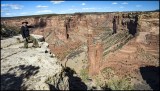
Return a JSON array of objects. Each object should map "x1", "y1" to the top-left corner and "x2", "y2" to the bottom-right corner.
[{"x1": 1, "y1": 34, "x2": 69, "y2": 90}]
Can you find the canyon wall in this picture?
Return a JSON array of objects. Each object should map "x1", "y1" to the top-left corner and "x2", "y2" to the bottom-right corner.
[
  {"x1": 1, "y1": 12, "x2": 141, "y2": 41},
  {"x1": 1, "y1": 12, "x2": 159, "y2": 60}
]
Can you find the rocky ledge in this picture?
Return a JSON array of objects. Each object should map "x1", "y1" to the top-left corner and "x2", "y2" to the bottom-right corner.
[{"x1": 1, "y1": 34, "x2": 69, "y2": 90}]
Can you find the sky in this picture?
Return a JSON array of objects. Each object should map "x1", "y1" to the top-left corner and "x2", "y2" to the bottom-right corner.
[{"x1": 1, "y1": 1, "x2": 159, "y2": 17}]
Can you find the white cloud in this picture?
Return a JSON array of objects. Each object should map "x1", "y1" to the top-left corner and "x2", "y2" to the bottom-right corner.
[
  {"x1": 1, "y1": 4, "x2": 9, "y2": 7},
  {"x1": 5, "y1": 13, "x2": 11, "y2": 16},
  {"x1": 121, "y1": 2, "x2": 128, "y2": 5},
  {"x1": 20, "y1": 12, "x2": 28, "y2": 15},
  {"x1": 112, "y1": 2, "x2": 118, "y2": 4},
  {"x1": 11, "y1": 5, "x2": 23, "y2": 10},
  {"x1": 1, "y1": 4, "x2": 23, "y2": 10},
  {"x1": 36, "y1": 5, "x2": 48, "y2": 8},
  {"x1": 136, "y1": 5, "x2": 142, "y2": 7},
  {"x1": 50, "y1": 1, "x2": 65, "y2": 4},
  {"x1": 68, "y1": 8, "x2": 78, "y2": 11},
  {"x1": 82, "y1": 3, "x2": 86, "y2": 6},
  {"x1": 120, "y1": 6, "x2": 124, "y2": 8},
  {"x1": 36, "y1": 10, "x2": 53, "y2": 13},
  {"x1": 1, "y1": 10, "x2": 9, "y2": 13},
  {"x1": 82, "y1": 8, "x2": 96, "y2": 10}
]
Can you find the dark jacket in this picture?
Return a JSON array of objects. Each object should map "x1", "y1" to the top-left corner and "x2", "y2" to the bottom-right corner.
[{"x1": 21, "y1": 25, "x2": 34, "y2": 38}]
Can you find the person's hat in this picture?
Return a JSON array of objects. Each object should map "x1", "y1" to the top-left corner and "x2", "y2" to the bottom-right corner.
[{"x1": 22, "y1": 20, "x2": 28, "y2": 24}]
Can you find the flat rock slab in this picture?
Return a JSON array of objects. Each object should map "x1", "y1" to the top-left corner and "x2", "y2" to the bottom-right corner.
[{"x1": 1, "y1": 37, "x2": 63, "y2": 90}]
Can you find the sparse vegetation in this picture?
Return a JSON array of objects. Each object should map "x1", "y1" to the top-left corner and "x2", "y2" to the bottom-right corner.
[
  {"x1": 106, "y1": 76, "x2": 133, "y2": 90},
  {"x1": 94, "y1": 75, "x2": 104, "y2": 87},
  {"x1": 100, "y1": 67, "x2": 133, "y2": 90},
  {"x1": 106, "y1": 28, "x2": 112, "y2": 31},
  {"x1": 137, "y1": 47, "x2": 157, "y2": 62},
  {"x1": 1, "y1": 24, "x2": 20, "y2": 39},
  {"x1": 101, "y1": 67, "x2": 115, "y2": 80},
  {"x1": 80, "y1": 68, "x2": 89, "y2": 82}
]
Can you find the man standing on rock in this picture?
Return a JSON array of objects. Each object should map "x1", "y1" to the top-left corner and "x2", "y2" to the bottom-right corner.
[{"x1": 21, "y1": 21, "x2": 39, "y2": 48}]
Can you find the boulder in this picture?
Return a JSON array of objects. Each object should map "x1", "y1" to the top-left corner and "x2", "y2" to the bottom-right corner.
[{"x1": 30, "y1": 34, "x2": 45, "y2": 42}]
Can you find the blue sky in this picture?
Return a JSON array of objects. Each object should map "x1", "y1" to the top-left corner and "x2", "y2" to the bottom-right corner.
[{"x1": 1, "y1": 1, "x2": 159, "y2": 17}]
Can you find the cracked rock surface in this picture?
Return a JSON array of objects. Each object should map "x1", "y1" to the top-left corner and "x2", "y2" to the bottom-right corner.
[{"x1": 1, "y1": 34, "x2": 69, "y2": 90}]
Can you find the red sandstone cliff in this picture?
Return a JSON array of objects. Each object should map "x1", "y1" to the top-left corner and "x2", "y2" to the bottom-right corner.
[{"x1": 1, "y1": 12, "x2": 159, "y2": 60}]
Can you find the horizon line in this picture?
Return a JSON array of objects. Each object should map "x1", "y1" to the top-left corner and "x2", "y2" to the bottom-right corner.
[{"x1": 1, "y1": 9, "x2": 159, "y2": 18}]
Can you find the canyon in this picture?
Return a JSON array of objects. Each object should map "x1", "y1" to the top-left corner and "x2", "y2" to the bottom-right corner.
[{"x1": 1, "y1": 11, "x2": 159, "y2": 90}]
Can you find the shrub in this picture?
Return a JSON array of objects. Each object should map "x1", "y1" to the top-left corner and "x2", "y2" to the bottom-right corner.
[
  {"x1": 101, "y1": 67, "x2": 115, "y2": 80},
  {"x1": 107, "y1": 76, "x2": 133, "y2": 90},
  {"x1": 80, "y1": 68, "x2": 89, "y2": 82},
  {"x1": 1, "y1": 24, "x2": 20, "y2": 38}
]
